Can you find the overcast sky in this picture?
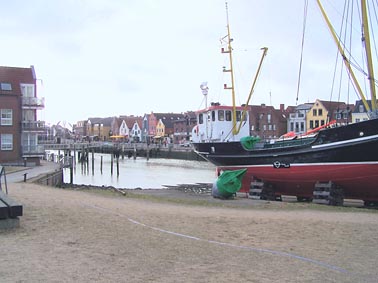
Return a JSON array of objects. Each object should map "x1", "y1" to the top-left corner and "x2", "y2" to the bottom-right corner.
[{"x1": 1, "y1": 0, "x2": 375, "y2": 126}]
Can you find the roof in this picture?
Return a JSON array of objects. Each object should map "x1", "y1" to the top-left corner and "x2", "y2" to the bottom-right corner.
[
  {"x1": 0, "y1": 66, "x2": 36, "y2": 96},
  {"x1": 152, "y1": 112, "x2": 185, "y2": 128},
  {"x1": 352, "y1": 100, "x2": 375, "y2": 113}
]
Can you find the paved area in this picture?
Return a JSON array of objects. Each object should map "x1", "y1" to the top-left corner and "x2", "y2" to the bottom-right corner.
[{"x1": 3, "y1": 161, "x2": 61, "y2": 183}]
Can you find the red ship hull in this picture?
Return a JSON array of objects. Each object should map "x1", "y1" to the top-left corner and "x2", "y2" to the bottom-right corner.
[{"x1": 217, "y1": 162, "x2": 378, "y2": 201}]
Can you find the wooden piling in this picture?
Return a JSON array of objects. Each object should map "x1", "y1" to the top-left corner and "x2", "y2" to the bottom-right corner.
[
  {"x1": 70, "y1": 156, "x2": 73, "y2": 185},
  {"x1": 116, "y1": 158, "x2": 119, "y2": 177},
  {"x1": 100, "y1": 156, "x2": 103, "y2": 174},
  {"x1": 111, "y1": 154, "x2": 114, "y2": 175},
  {"x1": 91, "y1": 149, "x2": 94, "y2": 175},
  {"x1": 73, "y1": 144, "x2": 76, "y2": 168}
]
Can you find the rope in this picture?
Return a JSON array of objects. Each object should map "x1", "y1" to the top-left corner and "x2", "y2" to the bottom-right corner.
[{"x1": 295, "y1": 0, "x2": 308, "y2": 105}]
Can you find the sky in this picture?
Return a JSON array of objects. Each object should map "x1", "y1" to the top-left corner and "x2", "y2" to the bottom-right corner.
[{"x1": 1, "y1": 0, "x2": 376, "y2": 126}]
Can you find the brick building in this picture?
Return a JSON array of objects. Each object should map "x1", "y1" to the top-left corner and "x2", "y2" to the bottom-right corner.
[{"x1": 0, "y1": 65, "x2": 45, "y2": 165}]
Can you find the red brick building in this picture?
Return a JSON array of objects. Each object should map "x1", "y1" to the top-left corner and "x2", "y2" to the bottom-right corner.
[{"x1": 0, "y1": 66, "x2": 45, "y2": 165}]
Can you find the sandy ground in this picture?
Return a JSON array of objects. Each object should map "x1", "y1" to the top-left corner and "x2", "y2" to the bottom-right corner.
[{"x1": 1, "y1": 183, "x2": 378, "y2": 283}]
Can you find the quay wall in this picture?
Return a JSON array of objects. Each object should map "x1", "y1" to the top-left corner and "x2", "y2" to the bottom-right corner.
[{"x1": 44, "y1": 143, "x2": 205, "y2": 162}]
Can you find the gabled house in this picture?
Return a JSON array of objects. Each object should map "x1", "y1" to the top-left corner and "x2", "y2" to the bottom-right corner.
[
  {"x1": 148, "y1": 112, "x2": 184, "y2": 143},
  {"x1": 352, "y1": 100, "x2": 374, "y2": 123},
  {"x1": 130, "y1": 118, "x2": 143, "y2": 142},
  {"x1": 0, "y1": 65, "x2": 45, "y2": 165},
  {"x1": 141, "y1": 114, "x2": 149, "y2": 143},
  {"x1": 306, "y1": 99, "x2": 352, "y2": 130},
  {"x1": 119, "y1": 120, "x2": 130, "y2": 137}
]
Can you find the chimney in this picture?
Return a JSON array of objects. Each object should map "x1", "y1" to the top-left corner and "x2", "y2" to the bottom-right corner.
[{"x1": 280, "y1": 104, "x2": 285, "y2": 111}]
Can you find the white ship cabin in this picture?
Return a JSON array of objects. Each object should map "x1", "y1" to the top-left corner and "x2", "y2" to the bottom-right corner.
[{"x1": 192, "y1": 104, "x2": 250, "y2": 143}]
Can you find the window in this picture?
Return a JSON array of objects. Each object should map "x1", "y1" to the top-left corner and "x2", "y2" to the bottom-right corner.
[
  {"x1": 236, "y1": 111, "x2": 241, "y2": 121},
  {"x1": 199, "y1": 114, "x2": 203, "y2": 124},
  {"x1": 1, "y1": 109, "x2": 12, "y2": 125},
  {"x1": 218, "y1": 110, "x2": 224, "y2": 121},
  {"x1": 300, "y1": 122, "x2": 304, "y2": 132},
  {"x1": 267, "y1": 114, "x2": 271, "y2": 123},
  {"x1": 313, "y1": 109, "x2": 317, "y2": 116},
  {"x1": 359, "y1": 105, "x2": 364, "y2": 113},
  {"x1": 268, "y1": 124, "x2": 272, "y2": 131},
  {"x1": 20, "y1": 84, "x2": 35, "y2": 97},
  {"x1": 318, "y1": 109, "x2": 323, "y2": 116},
  {"x1": 290, "y1": 122, "x2": 294, "y2": 131},
  {"x1": 1, "y1": 83, "x2": 12, "y2": 91},
  {"x1": 310, "y1": 120, "x2": 314, "y2": 129},
  {"x1": 1, "y1": 134, "x2": 13, "y2": 150},
  {"x1": 225, "y1": 111, "x2": 232, "y2": 121},
  {"x1": 321, "y1": 120, "x2": 325, "y2": 126},
  {"x1": 315, "y1": 120, "x2": 319, "y2": 128},
  {"x1": 212, "y1": 111, "x2": 216, "y2": 121}
]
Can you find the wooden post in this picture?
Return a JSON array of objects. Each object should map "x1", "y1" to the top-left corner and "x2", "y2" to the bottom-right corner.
[
  {"x1": 91, "y1": 149, "x2": 94, "y2": 175},
  {"x1": 111, "y1": 154, "x2": 114, "y2": 175},
  {"x1": 121, "y1": 144, "x2": 125, "y2": 159},
  {"x1": 86, "y1": 148, "x2": 89, "y2": 174},
  {"x1": 70, "y1": 156, "x2": 73, "y2": 185},
  {"x1": 116, "y1": 157, "x2": 119, "y2": 177},
  {"x1": 73, "y1": 144, "x2": 76, "y2": 168},
  {"x1": 146, "y1": 144, "x2": 150, "y2": 161},
  {"x1": 100, "y1": 156, "x2": 103, "y2": 174},
  {"x1": 133, "y1": 145, "x2": 137, "y2": 160}
]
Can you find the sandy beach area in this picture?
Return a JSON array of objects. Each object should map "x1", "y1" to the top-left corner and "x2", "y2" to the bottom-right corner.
[{"x1": 1, "y1": 182, "x2": 378, "y2": 282}]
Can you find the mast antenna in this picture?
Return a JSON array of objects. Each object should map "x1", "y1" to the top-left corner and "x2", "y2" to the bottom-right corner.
[{"x1": 200, "y1": 82, "x2": 209, "y2": 108}]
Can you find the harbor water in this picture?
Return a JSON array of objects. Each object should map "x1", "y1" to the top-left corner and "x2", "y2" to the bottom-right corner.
[{"x1": 63, "y1": 152, "x2": 216, "y2": 189}]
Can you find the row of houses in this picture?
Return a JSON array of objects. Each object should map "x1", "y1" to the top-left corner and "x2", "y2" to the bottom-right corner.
[
  {"x1": 0, "y1": 64, "x2": 371, "y2": 165},
  {"x1": 73, "y1": 112, "x2": 197, "y2": 145},
  {"x1": 72, "y1": 98, "x2": 368, "y2": 144}
]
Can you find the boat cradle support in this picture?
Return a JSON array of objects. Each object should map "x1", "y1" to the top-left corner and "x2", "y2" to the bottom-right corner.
[{"x1": 312, "y1": 181, "x2": 344, "y2": 206}]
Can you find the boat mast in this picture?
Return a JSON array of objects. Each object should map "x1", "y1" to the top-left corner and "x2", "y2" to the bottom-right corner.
[
  {"x1": 222, "y1": 2, "x2": 238, "y2": 134},
  {"x1": 361, "y1": 0, "x2": 377, "y2": 114},
  {"x1": 315, "y1": 0, "x2": 371, "y2": 114}
]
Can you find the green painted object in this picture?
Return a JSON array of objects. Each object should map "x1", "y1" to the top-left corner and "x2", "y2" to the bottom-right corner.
[{"x1": 215, "y1": 169, "x2": 247, "y2": 197}]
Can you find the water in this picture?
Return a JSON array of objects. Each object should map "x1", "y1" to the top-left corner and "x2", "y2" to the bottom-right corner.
[{"x1": 63, "y1": 153, "x2": 216, "y2": 189}]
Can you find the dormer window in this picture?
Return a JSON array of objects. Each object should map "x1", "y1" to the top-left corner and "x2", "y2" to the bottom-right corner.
[
  {"x1": 0, "y1": 83, "x2": 12, "y2": 91},
  {"x1": 359, "y1": 105, "x2": 364, "y2": 113}
]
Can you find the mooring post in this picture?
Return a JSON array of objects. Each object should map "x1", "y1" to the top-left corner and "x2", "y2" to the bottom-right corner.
[
  {"x1": 100, "y1": 155, "x2": 103, "y2": 174},
  {"x1": 146, "y1": 144, "x2": 150, "y2": 161},
  {"x1": 133, "y1": 145, "x2": 137, "y2": 160},
  {"x1": 111, "y1": 154, "x2": 114, "y2": 175},
  {"x1": 121, "y1": 144, "x2": 125, "y2": 160},
  {"x1": 70, "y1": 156, "x2": 73, "y2": 185},
  {"x1": 116, "y1": 157, "x2": 119, "y2": 177},
  {"x1": 91, "y1": 149, "x2": 94, "y2": 175},
  {"x1": 73, "y1": 144, "x2": 76, "y2": 168}
]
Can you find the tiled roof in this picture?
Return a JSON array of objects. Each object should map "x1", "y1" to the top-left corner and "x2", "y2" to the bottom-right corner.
[{"x1": 0, "y1": 66, "x2": 35, "y2": 96}]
